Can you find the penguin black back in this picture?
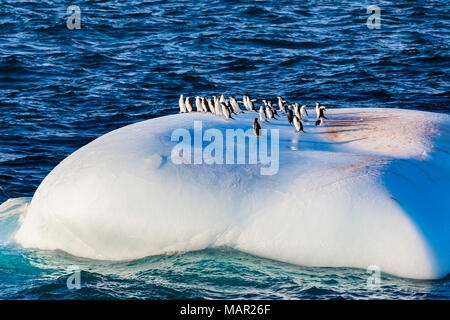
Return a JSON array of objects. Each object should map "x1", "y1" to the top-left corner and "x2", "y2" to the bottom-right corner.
[
  {"x1": 253, "y1": 118, "x2": 261, "y2": 137},
  {"x1": 287, "y1": 108, "x2": 293, "y2": 124}
]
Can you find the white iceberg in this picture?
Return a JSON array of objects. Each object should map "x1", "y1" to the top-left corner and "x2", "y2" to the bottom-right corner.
[{"x1": 14, "y1": 108, "x2": 450, "y2": 279}]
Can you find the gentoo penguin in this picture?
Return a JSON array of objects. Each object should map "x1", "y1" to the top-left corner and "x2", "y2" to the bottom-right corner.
[
  {"x1": 259, "y1": 105, "x2": 267, "y2": 122},
  {"x1": 195, "y1": 96, "x2": 202, "y2": 112},
  {"x1": 277, "y1": 96, "x2": 287, "y2": 113},
  {"x1": 221, "y1": 102, "x2": 234, "y2": 120},
  {"x1": 287, "y1": 107, "x2": 294, "y2": 124},
  {"x1": 253, "y1": 118, "x2": 261, "y2": 138},
  {"x1": 293, "y1": 116, "x2": 305, "y2": 132},
  {"x1": 294, "y1": 103, "x2": 301, "y2": 120},
  {"x1": 179, "y1": 94, "x2": 187, "y2": 113},
  {"x1": 300, "y1": 105, "x2": 308, "y2": 120},
  {"x1": 265, "y1": 105, "x2": 274, "y2": 120},
  {"x1": 229, "y1": 96, "x2": 243, "y2": 114},
  {"x1": 185, "y1": 97, "x2": 193, "y2": 113},
  {"x1": 201, "y1": 97, "x2": 209, "y2": 112}
]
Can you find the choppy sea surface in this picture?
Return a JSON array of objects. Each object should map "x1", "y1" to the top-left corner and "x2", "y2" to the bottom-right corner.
[{"x1": 0, "y1": 0, "x2": 449, "y2": 299}]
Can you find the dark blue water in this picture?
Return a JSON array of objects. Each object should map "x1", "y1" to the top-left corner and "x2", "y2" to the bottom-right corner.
[{"x1": 0, "y1": 0, "x2": 449, "y2": 299}]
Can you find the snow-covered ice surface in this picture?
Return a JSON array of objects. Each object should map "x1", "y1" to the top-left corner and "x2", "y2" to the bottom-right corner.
[{"x1": 14, "y1": 108, "x2": 450, "y2": 280}]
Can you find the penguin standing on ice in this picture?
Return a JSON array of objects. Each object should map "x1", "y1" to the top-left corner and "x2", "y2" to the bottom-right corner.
[
  {"x1": 195, "y1": 96, "x2": 202, "y2": 112},
  {"x1": 201, "y1": 97, "x2": 209, "y2": 113},
  {"x1": 293, "y1": 116, "x2": 305, "y2": 132},
  {"x1": 206, "y1": 97, "x2": 215, "y2": 114},
  {"x1": 213, "y1": 95, "x2": 222, "y2": 116},
  {"x1": 247, "y1": 96, "x2": 256, "y2": 111},
  {"x1": 277, "y1": 96, "x2": 287, "y2": 113},
  {"x1": 259, "y1": 105, "x2": 267, "y2": 122},
  {"x1": 319, "y1": 105, "x2": 327, "y2": 119},
  {"x1": 315, "y1": 101, "x2": 327, "y2": 119},
  {"x1": 265, "y1": 105, "x2": 274, "y2": 120},
  {"x1": 294, "y1": 103, "x2": 301, "y2": 120},
  {"x1": 287, "y1": 107, "x2": 294, "y2": 124},
  {"x1": 300, "y1": 105, "x2": 308, "y2": 121},
  {"x1": 315, "y1": 106, "x2": 326, "y2": 126},
  {"x1": 179, "y1": 94, "x2": 187, "y2": 113},
  {"x1": 229, "y1": 96, "x2": 243, "y2": 114},
  {"x1": 253, "y1": 118, "x2": 261, "y2": 137},
  {"x1": 185, "y1": 96, "x2": 193, "y2": 113},
  {"x1": 221, "y1": 102, "x2": 234, "y2": 120}
]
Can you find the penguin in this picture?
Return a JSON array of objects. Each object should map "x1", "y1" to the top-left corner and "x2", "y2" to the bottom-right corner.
[
  {"x1": 243, "y1": 95, "x2": 250, "y2": 111},
  {"x1": 201, "y1": 97, "x2": 209, "y2": 113},
  {"x1": 259, "y1": 105, "x2": 267, "y2": 122},
  {"x1": 247, "y1": 95, "x2": 256, "y2": 111},
  {"x1": 213, "y1": 95, "x2": 222, "y2": 115},
  {"x1": 294, "y1": 103, "x2": 301, "y2": 120},
  {"x1": 195, "y1": 96, "x2": 202, "y2": 112},
  {"x1": 315, "y1": 101, "x2": 327, "y2": 119},
  {"x1": 179, "y1": 94, "x2": 187, "y2": 113},
  {"x1": 293, "y1": 116, "x2": 305, "y2": 133},
  {"x1": 300, "y1": 104, "x2": 308, "y2": 120},
  {"x1": 221, "y1": 102, "x2": 234, "y2": 120},
  {"x1": 265, "y1": 105, "x2": 274, "y2": 120},
  {"x1": 315, "y1": 117, "x2": 324, "y2": 126},
  {"x1": 227, "y1": 100, "x2": 236, "y2": 115},
  {"x1": 206, "y1": 97, "x2": 215, "y2": 114},
  {"x1": 253, "y1": 118, "x2": 261, "y2": 138},
  {"x1": 271, "y1": 105, "x2": 279, "y2": 119},
  {"x1": 277, "y1": 96, "x2": 287, "y2": 113},
  {"x1": 229, "y1": 96, "x2": 243, "y2": 114},
  {"x1": 287, "y1": 107, "x2": 294, "y2": 124},
  {"x1": 185, "y1": 97, "x2": 193, "y2": 113},
  {"x1": 318, "y1": 105, "x2": 327, "y2": 119}
]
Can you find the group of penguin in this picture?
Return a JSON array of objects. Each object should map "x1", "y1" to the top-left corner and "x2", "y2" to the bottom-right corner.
[{"x1": 178, "y1": 94, "x2": 327, "y2": 138}]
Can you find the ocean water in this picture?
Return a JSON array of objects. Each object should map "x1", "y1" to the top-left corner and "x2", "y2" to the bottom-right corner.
[{"x1": 0, "y1": 0, "x2": 449, "y2": 299}]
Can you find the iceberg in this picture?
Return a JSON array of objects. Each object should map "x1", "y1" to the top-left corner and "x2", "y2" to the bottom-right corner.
[{"x1": 14, "y1": 108, "x2": 450, "y2": 279}]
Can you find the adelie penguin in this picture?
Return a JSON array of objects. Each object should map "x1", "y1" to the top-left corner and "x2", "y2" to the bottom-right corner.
[
  {"x1": 293, "y1": 116, "x2": 305, "y2": 133},
  {"x1": 253, "y1": 118, "x2": 261, "y2": 138}
]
